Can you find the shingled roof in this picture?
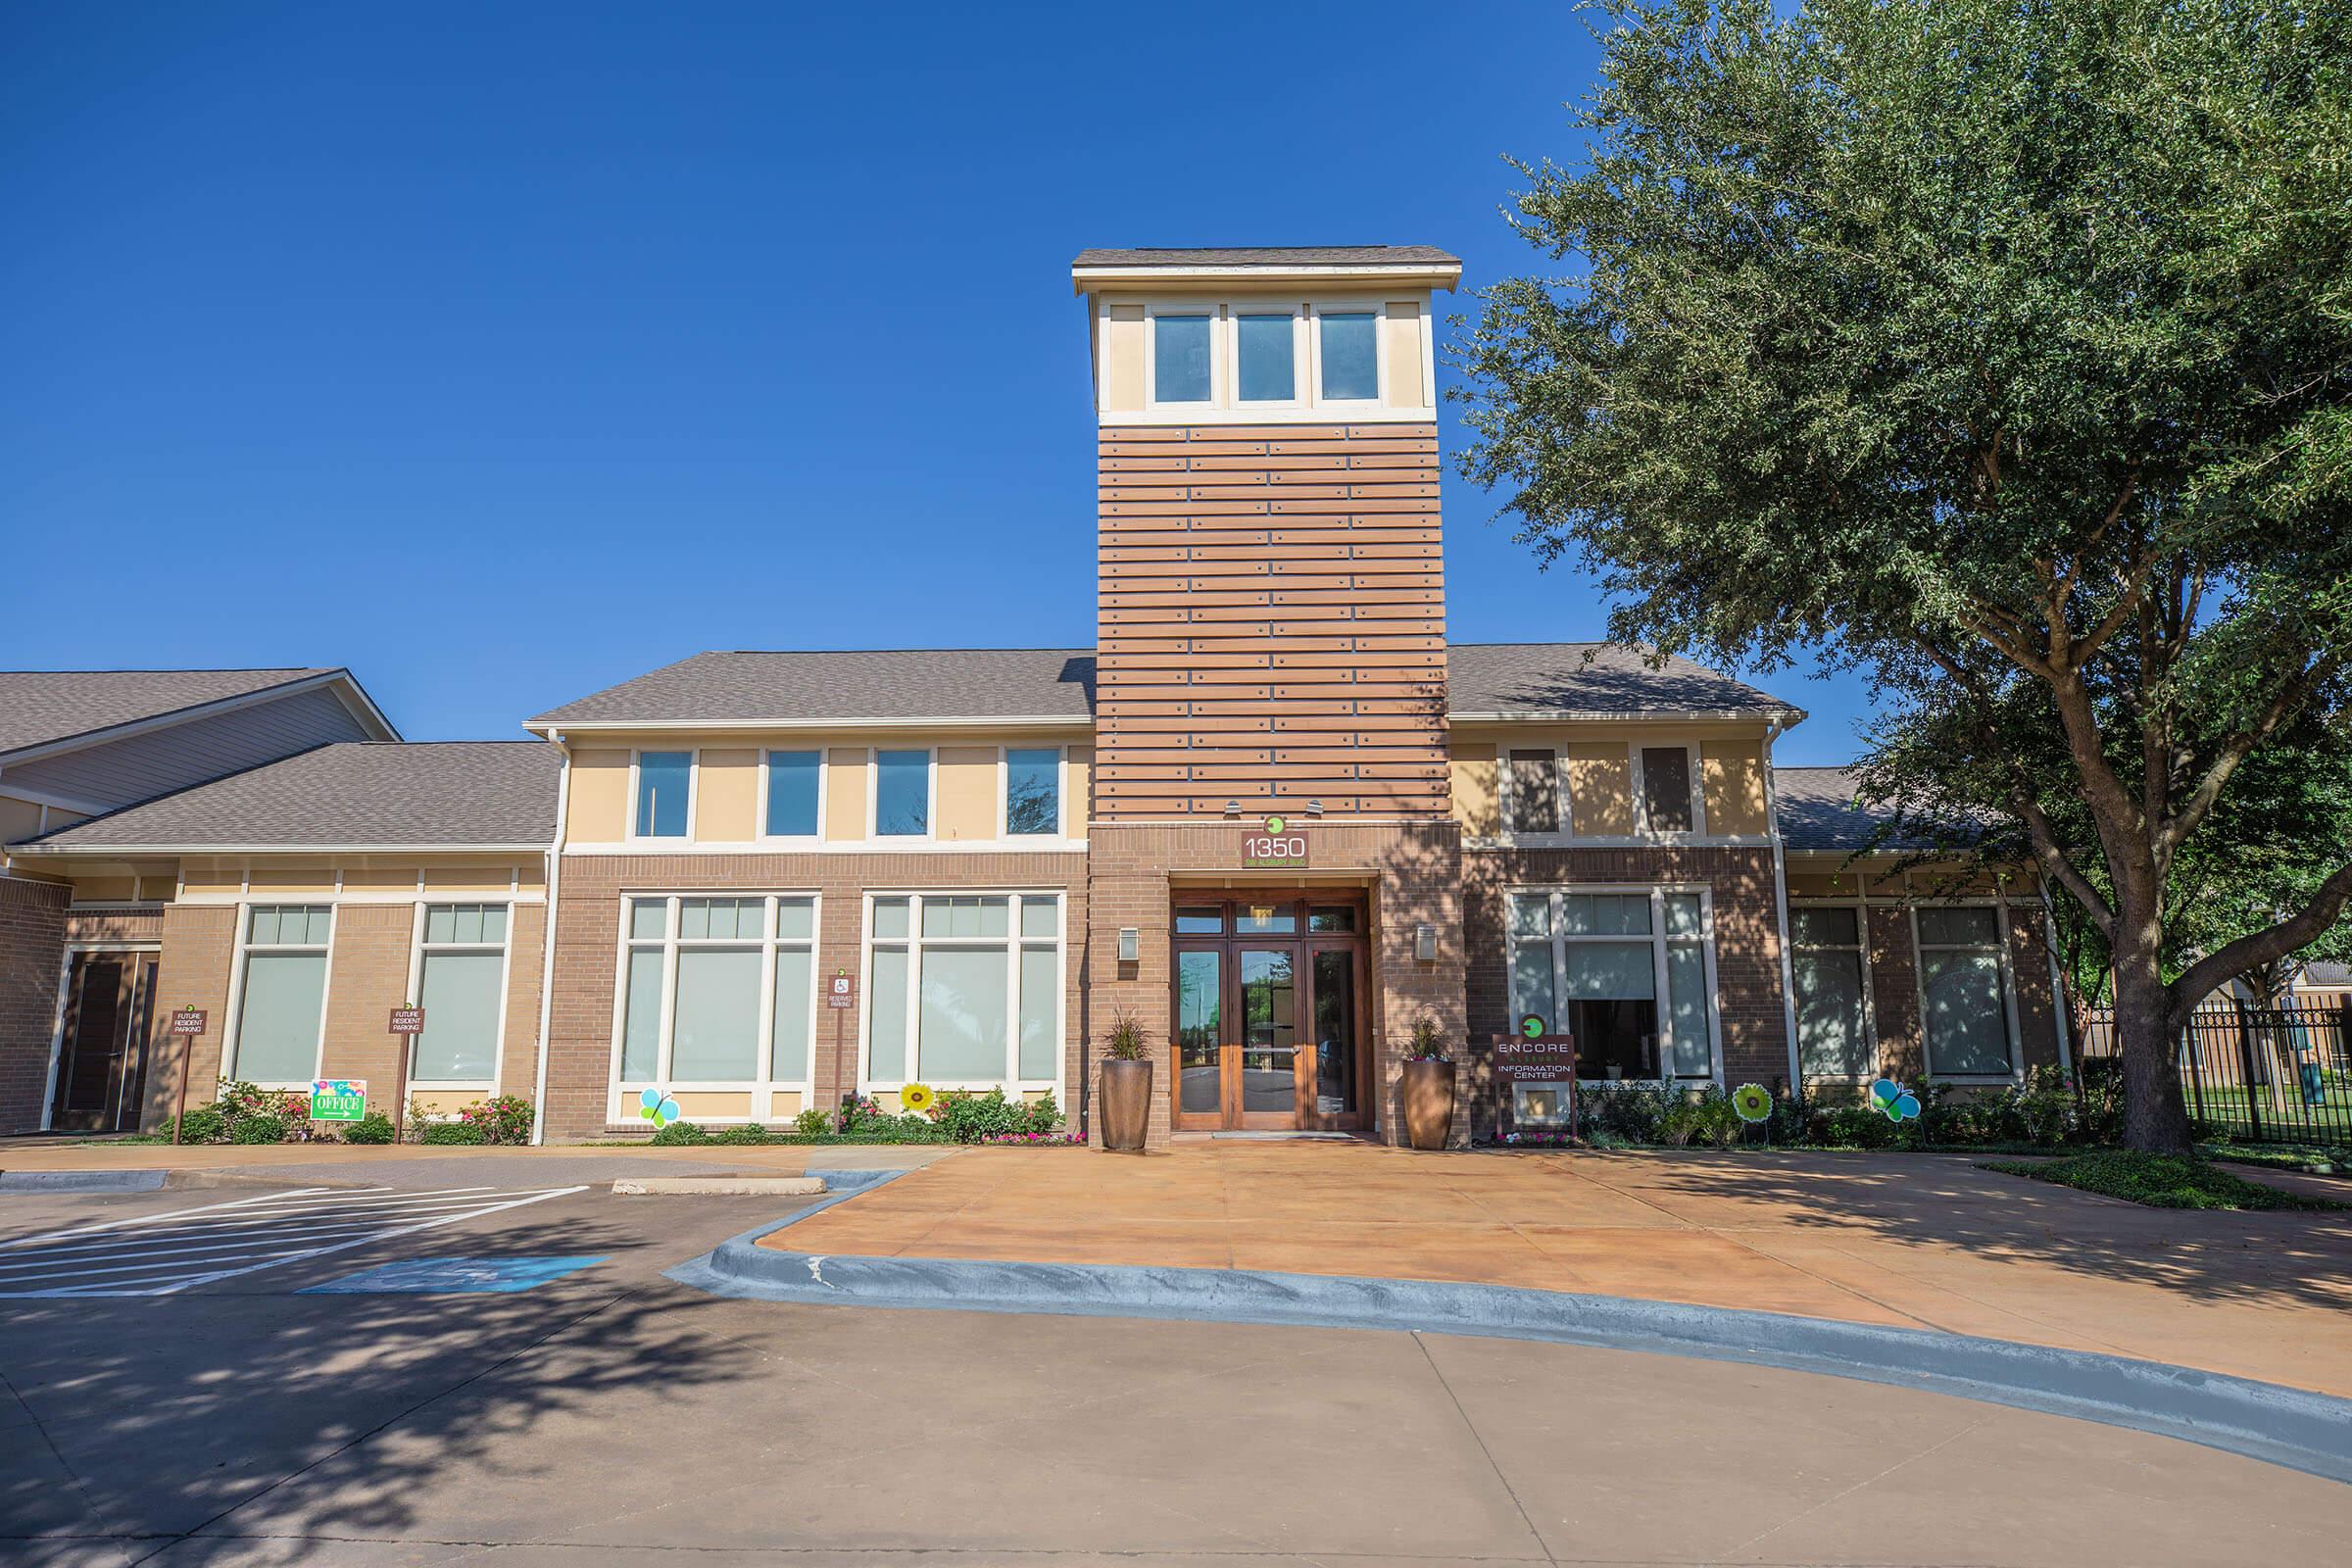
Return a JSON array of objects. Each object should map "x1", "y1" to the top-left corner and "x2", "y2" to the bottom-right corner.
[
  {"x1": 1770, "y1": 765, "x2": 1984, "y2": 855},
  {"x1": 1071, "y1": 245, "x2": 1460, "y2": 269},
  {"x1": 17, "y1": 742, "x2": 560, "y2": 852},
  {"x1": 528, "y1": 649, "x2": 1098, "y2": 729},
  {"x1": 0, "y1": 668, "x2": 353, "y2": 758},
  {"x1": 1446, "y1": 644, "x2": 1800, "y2": 720}
]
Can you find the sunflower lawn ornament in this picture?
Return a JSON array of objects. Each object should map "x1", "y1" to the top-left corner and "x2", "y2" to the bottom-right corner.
[
  {"x1": 1731, "y1": 1083, "x2": 1773, "y2": 1122},
  {"x1": 1869, "y1": 1078, "x2": 1921, "y2": 1123},
  {"x1": 637, "y1": 1087, "x2": 681, "y2": 1126},
  {"x1": 899, "y1": 1081, "x2": 938, "y2": 1117}
]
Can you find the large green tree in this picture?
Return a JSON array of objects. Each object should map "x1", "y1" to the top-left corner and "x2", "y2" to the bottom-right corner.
[{"x1": 1455, "y1": 0, "x2": 2352, "y2": 1152}]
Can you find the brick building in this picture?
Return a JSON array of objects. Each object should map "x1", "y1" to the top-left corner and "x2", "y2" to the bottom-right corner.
[{"x1": 3, "y1": 247, "x2": 2069, "y2": 1145}]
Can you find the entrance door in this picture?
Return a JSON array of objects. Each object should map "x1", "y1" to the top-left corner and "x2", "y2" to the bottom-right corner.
[
  {"x1": 49, "y1": 951, "x2": 160, "y2": 1132},
  {"x1": 1170, "y1": 895, "x2": 1369, "y2": 1132}
]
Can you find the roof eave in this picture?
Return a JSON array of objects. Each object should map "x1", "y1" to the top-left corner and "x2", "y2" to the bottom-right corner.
[
  {"x1": 0, "y1": 668, "x2": 399, "y2": 768},
  {"x1": 1446, "y1": 706, "x2": 1804, "y2": 725},
  {"x1": 10, "y1": 840, "x2": 554, "y2": 858},
  {"x1": 523, "y1": 714, "x2": 1097, "y2": 736},
  {"x1": 1071, "y1": 262, "x2": 1462, "y2": 295}
]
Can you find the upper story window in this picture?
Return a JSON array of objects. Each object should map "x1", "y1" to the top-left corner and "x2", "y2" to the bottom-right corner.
[
  {"x1": 1506, "y1": 750, "x2": 1560, "y2": 834},
  {"x1": 1236, "y1": 313, "x2": 1298, "y2": 403},
  {"x1": 763, "y1": 750, "x2": 820, "y2": 838},
  {"x1": 635, "y1": 751, "x2": 691, "y2": 839},
  {"x1": 1639, "y1": 747, "x2": 1696, "y2": 834},
  {"x1": 1317, "y1": 311, "x2": 1379, "y2": 401},
  {"x1": 1004, "y1": 747, "x2": 1060, "y2": 836},
  {"x1": 1152, "y1": 314, "x2": 1213, "y2": 404},
  {"x1": 875, "y1": 749, "x2": 931, "y2": 837}
]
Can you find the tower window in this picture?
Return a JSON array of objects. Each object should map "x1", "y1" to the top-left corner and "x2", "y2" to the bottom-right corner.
[
  {"x1": 1236, "y1": 314, "x2": 1296, "y2": 402},
  {"x1": 1152, "y1": 314, "x2": 1212, "y2": 403},
  {"x1": 1318, "y1": 312, "x2": 1379, "y2": 401}
]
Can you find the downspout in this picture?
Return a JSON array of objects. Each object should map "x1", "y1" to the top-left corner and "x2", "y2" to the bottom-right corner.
[
  {"x1": 2037, "y1": 881, "x2": 2075, "y2": 1077},
  {"x1": 529, "y1": 730, "x2": 572, "y2": 1146},
  {"x1": 1761, "y1": 720, "x2": 1803, "y2": 1093}
]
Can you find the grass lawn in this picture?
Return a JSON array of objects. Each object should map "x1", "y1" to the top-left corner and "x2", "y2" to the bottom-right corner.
[{"x1": 1982, "y1": 1151, "x2": 2343, "y2": 1211}]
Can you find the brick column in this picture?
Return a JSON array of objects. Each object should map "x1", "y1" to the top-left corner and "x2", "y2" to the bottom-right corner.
[{"x1": 0, "y1": 876, "x2": 71, "y2": 1133}]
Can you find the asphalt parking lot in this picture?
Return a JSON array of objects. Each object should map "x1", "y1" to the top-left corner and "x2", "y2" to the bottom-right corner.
[{"x1": 3, "y1": 1156, "x2": 2349, "y2": 1567}]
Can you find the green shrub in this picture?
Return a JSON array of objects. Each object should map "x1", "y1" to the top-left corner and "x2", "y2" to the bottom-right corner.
[
  {"x1": 710, "y1": 1122, "x2": 773, "y2": 1146},
  {"x1": 457, "y1": 1094, "x2": 535, "y2": 1145},
  {"x1": 795, "y1": 1106, "x2": 831, "y2": 1138},
  {"x1": 1983, "y1": 1151, "x2": 2342, "y2": 1210},
  {"x1": 419, "y1": 1120, "x2": 487, "y2": 1146},
  {"x1": 342, "y1": 1111, "x2": 396, "y2": 1145},
  {"x1": 649, "y1": 1119, "x2": 708, "y2": 1146},
  {"x1": 1578, "y1": 1082, "x2": 1674, "y2": 1143},
  {"x1": 1821, "y1": 1102, "x2": 1895, "y2": 1149},
  {"x1": 230, "y1": 1113, "x2": 286, "y2": 1145},
  {"x1": 171, "y1": 1106, "x2": 228, "y2": 1144},
  {"x1": 936, "y1": 1088, "x2": 1062, "y2": 1143}
]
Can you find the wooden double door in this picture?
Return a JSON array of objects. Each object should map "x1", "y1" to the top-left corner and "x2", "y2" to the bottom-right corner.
[
  {"x1": 49, "y1": 949, "x2": 160, "y2": 1132},
  {"x1": 1170, "y1": 893, "x2": 1370, "y2": 1132}
]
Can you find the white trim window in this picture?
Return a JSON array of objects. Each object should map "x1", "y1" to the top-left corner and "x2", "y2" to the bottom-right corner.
[
  {"x1": 1233, "y1": 308, "x2": 1301, "y2": 406},
  {"x1": 229, "y1": 905, "x2": 332, "y2": 1085},
  {"x1": 1505, "y1": 886, "x2": 1720, "y2": 1083},
  {"x1": 1915, "y1": 905, "x2": 2021, "y2": 1078},
  {"x1": 409, "y1": 903, "x2": 511, "y2": 1089},
  {"x1": 1149, "y1": 307, "x2": 1216, "y2": 408},
  {"x1": 1003, "y1": 746, "x2": 1062, "y2": 837},
  {"x1": 863, "y1": 892, "x2": 1062, "y2": 1095},
  {"x1": 761, "y1": 749, "x2": 823, "y2": 840},
  {"x1": 1635, "y1": 745, "x2": 1702, "y2": 836},
  {"x1": 873, "y1": 748, "x2": 932, "y2": 839},
  {"x1": 632, "y1": 750, "x2": 693, "y2": 840},
  {"x1": 614, "y1": 894, "x2": 819, "y2": 1115},
  {"x1": 1790, "y1": 904, "x2": 1875, "y2": 1081},
  {"x1": 1313, "y1": 307, "x2": 1382, "y2": 404},
  {"x1": 1505, "y1": 748, "x2": 1563, "y2": 834}
]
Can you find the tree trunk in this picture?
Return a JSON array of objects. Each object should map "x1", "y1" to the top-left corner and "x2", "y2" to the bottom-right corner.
[{"x1": 2111, "y1": 932, "x2": 2195, "y2": 1155}]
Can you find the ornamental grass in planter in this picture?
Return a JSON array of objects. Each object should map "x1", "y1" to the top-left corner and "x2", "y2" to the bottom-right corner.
[
  {"x1": 1099, "y1": 1011, "x2": 1153, "y2": 1153},
  {"x1": 1401, "y1": 1016, "x2": 1457, "y2": 1152}
]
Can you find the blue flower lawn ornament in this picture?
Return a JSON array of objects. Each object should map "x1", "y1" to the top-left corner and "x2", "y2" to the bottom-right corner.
[
  {"x1": 1869, "y1": 1078, "x2": 1920, "y2": 1123},
  {"x1": 638, "y1": 1087, "x2": 681, "y2": 1126}
]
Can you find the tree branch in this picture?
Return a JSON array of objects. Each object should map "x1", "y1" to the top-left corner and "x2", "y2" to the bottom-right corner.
[
  {"x1": 2169, "y1": 858, "x2": 2352, "y2": 1028},
  {"x1": 2158, "y1": 649, "x2": 2343, "y2": 859}
]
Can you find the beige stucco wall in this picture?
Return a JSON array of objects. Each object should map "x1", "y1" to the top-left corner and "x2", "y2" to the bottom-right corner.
[
  {"x1": 1449, "y1": 743, "x2": 1499, "y2": 835},
  {"x1": 1383, "y1": 301, "x2": 1424, "y2": 409},
  {"x1": 1564, "y1": 744, "x2": 1636, "y2": 836},
  {"x1": 568, "y1": 748, "x2": 631, "y2": 842},
  {"x1": 824, "y1": 748, "x2": 867, "y2": 841},
  {"x1": 1701, "y1": 740, "x2": 1769, "y2": 835},
  {"x1": 695, "y1": 747, "x2": 759, "y2": 842},
  {"x1": 1102, "y1": 304, "x2": 1146, "y2": 410},
  {"x1": 936, "y1": 746, "x2": 997, "y2": 840}
]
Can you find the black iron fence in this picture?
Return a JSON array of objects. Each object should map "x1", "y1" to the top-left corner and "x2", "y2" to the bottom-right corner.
[{"x1": 2075, "y1": 1001, "x2": 2352, "y2": 1149}]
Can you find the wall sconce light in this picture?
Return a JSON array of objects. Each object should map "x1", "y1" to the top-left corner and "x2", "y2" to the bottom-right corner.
[
  {"x1": 1305, "y1": 799, "x2": 1324, "y2": 817},
  {"x1": 1118, "y1": 927, "x2": 1141, "y2": 963},
  {"x1": 1224, "y1": 799, "x2": 1242, "y2": 818},
  {"x1": 1414, "y1": 923, "x2": 1439, "y2": 962}
]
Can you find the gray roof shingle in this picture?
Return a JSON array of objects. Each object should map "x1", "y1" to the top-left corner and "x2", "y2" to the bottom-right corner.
[
  {"x1": 529, "y1": 650, "x2": 1099, "y2": 728},
  {"x1": 18, "y1": 742, "x2": 560, "y2": 851},
  {"x1": 1773, "y1": 765, "x2": 1978, "y2": 854},
  {"x1": 1446, "y1": 644, "x2": 1799, "y2": 719},
  {"x1": 0, "y1": 668, "x2": 341, "y2": 757},
  {"x1": 1072, "y1": 245, "x2": 1460, "y2": 269}
]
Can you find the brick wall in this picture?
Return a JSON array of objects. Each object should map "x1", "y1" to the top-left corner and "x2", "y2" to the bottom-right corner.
[
  {"x1": 144, "y1": 904, "x2": 238, "y2": 1128},
  {"x1": 1459, "y1": 845, "x2": 1791, "y2": 1136},
  {"x1": 543, "y1": 850, "x2": 1089, "y2": 1140},
  {"x1": 1084, "y1": 820, "x2": 1466, "y2": 1147},
  {"x1": 0, "y1": 876, "x2": 71, "y2": 1132}
]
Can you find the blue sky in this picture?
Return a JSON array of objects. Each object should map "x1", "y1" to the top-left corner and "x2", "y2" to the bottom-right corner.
[{"x1": 1, "y1": 2, "x2": 1876, "y2": 763}]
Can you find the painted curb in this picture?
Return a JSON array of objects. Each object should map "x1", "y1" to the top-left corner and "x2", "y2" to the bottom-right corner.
[
  {"x1": 613, "y1": 1176, "x2": 829, "y2": 1197},
  {"x1": 0, "y1": 1170, "x2": 168, "y2": 1194},
  {"x1": 668, "y1": 1188, "x2": 2352, "y2": 1486}
]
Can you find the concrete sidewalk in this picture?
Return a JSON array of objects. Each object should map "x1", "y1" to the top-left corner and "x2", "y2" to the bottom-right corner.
[{"x1": 765, "y1": 1141, "x2": 2352, "y2": 1398}]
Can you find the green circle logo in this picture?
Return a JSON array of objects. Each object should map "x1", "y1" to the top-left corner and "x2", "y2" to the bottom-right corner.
[
  {"x1": 1264, "y1": 815, "x2": 1286, "y2": 834},
  {"x1": 1520, "y1": 1013, "x2": 1547, "y2": 1039}
]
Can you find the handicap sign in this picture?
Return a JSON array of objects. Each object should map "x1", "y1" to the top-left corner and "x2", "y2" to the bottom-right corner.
[{"x1": 310, "y1": 1079, "x2": 368, "y2": 1122}]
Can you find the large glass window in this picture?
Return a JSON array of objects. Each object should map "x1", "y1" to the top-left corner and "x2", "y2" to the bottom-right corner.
[
  {"x1": 232, "y1": 905, "x2": 330, "y2": 1083},
  {"x1": 874, "y1": 750, "x2": 930, "y2": 837},
  {"x1": 615, "y1": 894, "x2": 819, "y2": 1095},
  {"x1": 635, "y1": 752, "x2": 691, "y2": 839},
  {"x1": 1507, "y1": 888, "x2": 1717, "y2": 1081},
  {"x1": 1004, "y1": 748, "x2": 1060, "y2": 836},
  {"x1": 1152, "y1": 314, "x2": 1212, "y2": 403},
  {"x1": 1318, "y1": 312, "x2": 1378, "y2": 400},
  {"x1": 764, "y1": 751, "x2": 820, "y2": 838},
  {"x1": 1918, "y1": 906, "x2": 2016, "y2": 1076},
  {"x1": 1507, "y1": 749, "x2": 1559, "y2": 833},
  {"x1": 1792, "y1": 906, "x2": 1873, "y2": 1079},
  {"x1": 1236, "y1": 313, "x2": 1296, "y2": 402},
  {"x1": 866, "y1": 892, "x2": 1062, "y2": 1090},
  {"x1": 413, "y1": 903, "x2": 509, "y2": 1083},
  {"x1": 1640, "y1": 747, "x2": 1695, "y2": 833}
]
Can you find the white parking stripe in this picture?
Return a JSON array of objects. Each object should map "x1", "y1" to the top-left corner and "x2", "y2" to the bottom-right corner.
[
  {"x1": 0, "y1": 1185, "x2": 587, "y2": 1298},
  {"x1": 14, "y1": 1187, "x2": 499, "y2": 1244}
]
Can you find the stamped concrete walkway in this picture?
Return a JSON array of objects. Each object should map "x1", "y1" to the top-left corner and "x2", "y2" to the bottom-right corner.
[{"x1": 767, "y1": 1140, "x2": 2352, "y2": 1397}]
